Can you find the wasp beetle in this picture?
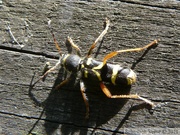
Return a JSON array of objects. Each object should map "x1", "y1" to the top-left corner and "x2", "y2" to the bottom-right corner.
[{"x1": 31, "y1": 18, "x2": 158, "y2": 118}]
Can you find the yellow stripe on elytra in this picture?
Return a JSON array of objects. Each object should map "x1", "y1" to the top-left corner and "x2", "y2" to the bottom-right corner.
[
  {"x1": 92, "y1": 69, "x2": 102, "y2": 81},
  {"x1": 111, "y1": 65, "x2": 119, "y2": 85}
]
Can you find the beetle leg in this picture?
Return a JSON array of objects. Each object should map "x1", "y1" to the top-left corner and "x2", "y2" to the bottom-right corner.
[
  {"x1": 55, "y1": 72, "x2": 72, "y2": 90},
  {"x1": 55, "y1": 77, "x2": 71, "y2": 90},
  {"x1": 41, "y1": 62, "x2": 51, "y2": 82},
  {"x1": 87, "y1": 18, "x2": 110, "y2": 57},
  {"x1": 80, "y1": 80, "x2": 90, "y2": 119},
  {"x1": 31, "y1": 60, "x2": 61, "y2": 87},
  {"x1": 93, "y1": 39, "x2": 159, "y2": 70},
  {"x1": 100, "y1": 82, "x2": 155, "y2": 108},
  {"x1": 66, "y1": 36, "x2": 81, "y2": 56}
]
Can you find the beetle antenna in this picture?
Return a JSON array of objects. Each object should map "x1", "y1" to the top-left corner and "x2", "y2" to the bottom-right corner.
[{"x1": 48, "y1": 20, "x2": 62, "y2": 56}]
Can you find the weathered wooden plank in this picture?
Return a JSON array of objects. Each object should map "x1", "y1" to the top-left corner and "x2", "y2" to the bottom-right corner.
[
  {"x1": 119, "y1": 0, "x2": 180, "y2": 10},
  {"x1": 0, "y1": 0, "x2": 179, "y2": 135}
]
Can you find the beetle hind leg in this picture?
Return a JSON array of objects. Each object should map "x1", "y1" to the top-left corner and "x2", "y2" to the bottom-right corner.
[
  {"x1": 100, "y1": 82, "x2": 155, "y2": 108},
  {"x1": 93, "y1": 39, "x2": 159, "y2": 70}
]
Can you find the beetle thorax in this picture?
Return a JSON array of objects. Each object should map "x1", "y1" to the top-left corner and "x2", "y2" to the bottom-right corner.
[{"x1": 61, "y1": 54, "x2": 82, "y2": 72}]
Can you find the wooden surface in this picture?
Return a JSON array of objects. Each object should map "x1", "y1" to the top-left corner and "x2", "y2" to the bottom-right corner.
[{"x1": 0, "y1": 0, "x2": 180, "y2": 135}]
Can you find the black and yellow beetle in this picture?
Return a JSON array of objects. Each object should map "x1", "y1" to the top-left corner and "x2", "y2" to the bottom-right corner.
[{"x1": 31, "y1": 18, "x2": 158, "y2": 118}]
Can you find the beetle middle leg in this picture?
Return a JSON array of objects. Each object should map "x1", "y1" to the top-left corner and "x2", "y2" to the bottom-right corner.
[
  {"x1": 80, "y1": 80, "x2": 90, "y2": 119},
  {"x1": 100, "y1": 82, "x2": 155, "y2": 108}
]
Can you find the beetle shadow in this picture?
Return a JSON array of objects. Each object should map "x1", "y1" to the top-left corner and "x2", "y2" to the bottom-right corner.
[
  {"x1": 44, "y1": 73, "x2": 132, "y2": 135},
  {"x1": 28, "y1": 68, "x2": 132, "y2": 134},
  {"x1": 112, "y1": 103, "x2": 153, "y2": 135},
  {"x1": 131, "y1": 43, "x2": 157, "y2": 70}
]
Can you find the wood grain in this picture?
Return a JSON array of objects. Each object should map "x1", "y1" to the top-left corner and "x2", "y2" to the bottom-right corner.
[{"x1": 0, "y1": 0, "x2": 179, "y2": 134}]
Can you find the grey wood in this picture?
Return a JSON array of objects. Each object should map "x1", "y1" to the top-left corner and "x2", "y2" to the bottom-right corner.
[{"x1": 0, "y1": 0, "x2": 179, "y2": 134}]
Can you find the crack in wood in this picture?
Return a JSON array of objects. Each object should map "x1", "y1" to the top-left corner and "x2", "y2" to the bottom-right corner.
[{"x1": 0, "y1": 46, "x2": 59, "y2": 60}]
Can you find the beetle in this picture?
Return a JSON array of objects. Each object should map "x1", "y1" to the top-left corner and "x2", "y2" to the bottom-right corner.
[{"x1": 31, "y1": 18, "x2": 158, "y2": 118}]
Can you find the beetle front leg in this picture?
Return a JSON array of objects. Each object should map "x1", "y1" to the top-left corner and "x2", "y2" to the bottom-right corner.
[
  {"x1": 86, "y1": 18, "x2": 110, "y2": 57},
  {"x1": 31, "y1": 60, "x2": 61, "y2": 87},
  {"x1": 100, "y1": 82, "x2": 155, "y2": 108},
  {"x1": 55, "y1": 77, "x2": 71, "y2": 90},
  {"x1": 66, "y1": 36, "x2": 81, "y2": 56}
]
